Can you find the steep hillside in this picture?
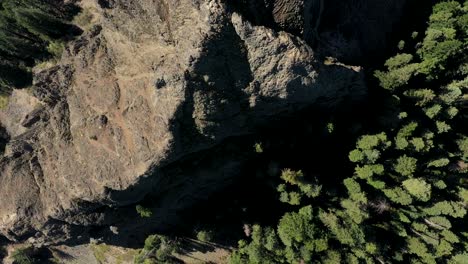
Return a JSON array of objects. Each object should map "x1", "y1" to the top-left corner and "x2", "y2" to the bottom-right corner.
[{"x1": 0, "y1": 0, "x2": 364, "y2": 245}]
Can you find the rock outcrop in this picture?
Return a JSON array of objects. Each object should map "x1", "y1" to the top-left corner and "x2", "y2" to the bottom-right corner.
[
  {"x1": 232, "y1": 0, "x2": 409, "y2": 64},
  {"x1": 0, "y1": 0, "x2": 364, "y2": 244}
]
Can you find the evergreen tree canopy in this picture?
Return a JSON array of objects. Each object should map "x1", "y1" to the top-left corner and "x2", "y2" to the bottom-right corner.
[{"x1": 230, "y1": 1, "x2": 468, "y2": 263}]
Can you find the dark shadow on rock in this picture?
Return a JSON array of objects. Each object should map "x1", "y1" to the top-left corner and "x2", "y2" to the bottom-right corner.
[
  {"x1": 6, "y1": 6, "x2": 368, "y2": 253},
  {"x1": 0, "y1": 124, "x2": 9, "y2": 155},
  {"x1": 51, "y1": 13, "x2": 368, "y2": 250},
  {"x1": 227, "y1": 0, "x2": 275, "y2": 28},
  {"x1": 0, "y1": 1, "x2": 82, "y2": 95},
  {"x1": 228, "y1": 0, "x2": 436, "y2": 66},
  {"x1": 54, "y1": 19, "x2": 255, "y2": 249},
  {"x1": 175, "y1": 19, "x2": 254, "y2": 147},
  {"x1": 0, "y1": 63, "x2": 33, "y2": 90},
  {"x1": 314, "y1": 0, "x2": 437, "y2": 65},
  {"x1": 0, "y1": 243, "x2": 7, "y2": 261},
  {"x1": 50, "y1": 247, "x2": 75, "y2": 261},
  {"x1": 8, "y1": 246, "x2": 55, "y2": 264}
]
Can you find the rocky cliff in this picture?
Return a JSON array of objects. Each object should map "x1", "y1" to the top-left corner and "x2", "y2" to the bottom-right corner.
[
  {"x1": 231, "y1": 0, "x2": 411, "y2": 64},
  {"x1": 0, "y1": 0, "x2": 368, "y2": 245}
]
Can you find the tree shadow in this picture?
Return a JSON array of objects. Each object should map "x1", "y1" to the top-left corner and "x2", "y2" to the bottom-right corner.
[
  {"x1": 172, "y1": 238, "x2": 231, "y2": 264},
  {"x1": 177, "y1": 238, "x2": 224, "y2": 255}
]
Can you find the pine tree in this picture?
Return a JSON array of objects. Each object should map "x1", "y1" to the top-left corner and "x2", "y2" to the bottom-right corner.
[{"x1": 230, "y1": 2, "x2": 468, "y2": 263}]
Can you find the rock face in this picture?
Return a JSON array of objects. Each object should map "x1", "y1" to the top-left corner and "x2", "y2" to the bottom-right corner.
[
  {"x1": 232, "y1": 0, "x2": 409, "y2": 64},
  {"x1": 0, "y1": 0, "x2": 364, "y2": 244}
]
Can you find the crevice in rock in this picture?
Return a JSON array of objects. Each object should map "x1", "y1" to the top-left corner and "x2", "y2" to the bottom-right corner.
[
  {"x1": 0, "y1": 124, "x2": 9, "y2": 155},
  {"x1": 98, "y1": 0, "x2": 116, "y2": 9}
]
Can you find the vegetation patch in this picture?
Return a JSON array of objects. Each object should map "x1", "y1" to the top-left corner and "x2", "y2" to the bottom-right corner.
[
  {"x1": 0, "y1": 93, "x2": 8, "y2": 109},
  {"x1": 196, "y1": 230, "x2": 214, "y2": 243},
  {"x1": 91, "y1": 243, "x2": 110, "y2": 264},
  {"x1": 229, "y1": 1, "x2": 468, "y2": 263},
  {"x1": 0, "y1": 0, "x2": 80, "y2": 97},
  {"x1": 134, "y1": 234, "x2": 180, "y2": 264}
]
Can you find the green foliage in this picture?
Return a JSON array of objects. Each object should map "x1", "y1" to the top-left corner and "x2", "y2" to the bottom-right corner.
[
  {"x1": 136, "y1": 205, "x2": 153, "y2": 218},
  {"x1": 459, "y1": 188, "x2": 468, "y2": 204},
  {"x1": 341, "y1": 199, "x2": 368, "y2": 224},
  {"x1": 134, "y1": 235, "x2": 177, "y2": 264},
  {"x1": 427, "y1": 158, "x2": 450, "y2": 168},
  {"x1": 326, "y1": 122, "x2": 335, "y2": 133},
  {"x1": 277, "y1": 169, "x2": 322, "y2": 205},
  {"x1": 404, "y1": 89, "x2": 436, "y2": 106},
  {"x1": 402, "y1": 178, "x2": 431, "y2": 202},
  {"x1": 230, "y1": 2, "x2": 468, "y2": 264},
  {"x1": 457, "y1": 136, "x2": 468, "y2": 159},
  {"x1": 0, "y1": 93, "x2": 8, "y2": 109},
  {"x1": 397, "y1": 40, "x2": 405, "y2": 50},
  {"x1": 355, "y1": 164, "x2": 384, "y2": 179},
  {"x1": 393, "y1": 155, "x2": 417, "y2": 177},
  {"x1": 11, "y1": 247, "x2": 35, "y2": 264},
  {"x1": 91, "y1": 243, "x2": 110, "y2": 264},
  {"x1": 46, "y1": 41, "x2": 65, "y2": 60},
  {"x1": 423, "y1": 201, "x2": 466, "y2": 218},
  {"x1": 384, "y1": 187, "x2": 413, "y2": 205},
  {"x1": 254, "y1": 142, "x2": 263, "y2": 153},
  {"x1": 349, "y1": 149, "x2": 364, "y2": 162},
  {"x1": 196, "y1": 230, "x2": 214, "y2": 242},
  {"x1": 375, "y1": 62, "x2": 418, "y2": 90},
  {"x1": 280, "y1": 169, "x2": 303, "y2": 185},
  {"x1": 436, "y1": 121, "x2": 451, "y2": 133},
  {"x1": 344, "y1": 178, "x2": 366, "y2": 202},
  {"x1": 356, "y1": 133, "x2": 390, "y2": 150},
  {"x1": 385, "y1": 53, "x2": 413, "y2": 70},
  {"x1": 277, "y1": 206, "x2": 314, "y2": 247},
  {"x1": 424, "y1": 104, "x2": 442, "y2": 119}
]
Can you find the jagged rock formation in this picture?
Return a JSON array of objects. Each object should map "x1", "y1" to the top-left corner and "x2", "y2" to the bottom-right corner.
[
  {"x1": 232, "y1": 0, "x2": 409, "y2": 64},
  {"x1": 0, "y1": 0, "x2": 365, "y2": 244}
]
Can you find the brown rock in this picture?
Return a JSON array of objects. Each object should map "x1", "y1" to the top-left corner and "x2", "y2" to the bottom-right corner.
[{"x1": 0, "y1": 0, "x2": 364, "y2": 244}]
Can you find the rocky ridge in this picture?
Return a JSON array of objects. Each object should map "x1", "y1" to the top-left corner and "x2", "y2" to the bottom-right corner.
[{"x1": 0, "y1": 0, "x2": 365, "y2": 245}]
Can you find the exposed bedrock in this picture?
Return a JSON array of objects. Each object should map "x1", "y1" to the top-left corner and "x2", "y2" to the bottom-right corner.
[
  {"x1": 231, "y1": 0, "x2": 439, "y2": 64},
  {"x1": 0, "y1": 0, "x2": 365, "y2": 244}
]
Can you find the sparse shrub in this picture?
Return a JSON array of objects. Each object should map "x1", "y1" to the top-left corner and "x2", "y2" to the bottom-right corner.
[
  {"x1": 134, "y1": 234, "x2": 178, "y2": 264},
  {"x1": 91, "y1": 243, "x2": 110, "y2": 264},
  {"x1": 47, "y1": 41, "x2": 65, "y2": 60},
  {"x1": 196, "y1": 230, "x2": 213, "y2": 242},
  {"x1": 136, "y1": 205, "x2": 152, "y2": 218},
  {"x1": 11, "y1": 247, "x2": 35, "y2": 264},
  {"x1": 254, "y1": 142, "x2": 263, "y2": 153}
]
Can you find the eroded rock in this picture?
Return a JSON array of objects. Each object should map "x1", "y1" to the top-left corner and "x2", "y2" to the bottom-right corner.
[{"x1": 0, "y1": 0, "x2": 364, "y2": 244}]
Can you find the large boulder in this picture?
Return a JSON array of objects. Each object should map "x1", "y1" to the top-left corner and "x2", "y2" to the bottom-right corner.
[{"x1": 0, "y1": 0, "x2": 364, "y2": 244}]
